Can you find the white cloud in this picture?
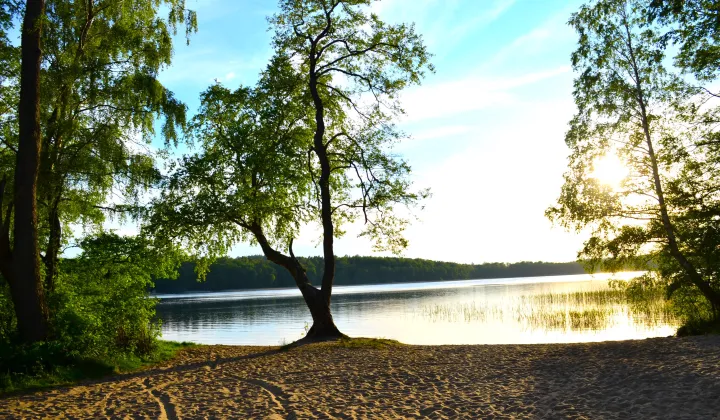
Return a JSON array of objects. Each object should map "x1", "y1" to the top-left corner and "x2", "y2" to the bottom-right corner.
[
  {"x1": 370, "y1": 0, "x2": 514, "y2": 51},
  {"x1": 400, "y1": 66, "x2": 571, "y2": 122},
  {"x1": 408, "y1": 125, "x2": 475, "y2": 143},
  {"x1": 479, "y1": 9, "x2": 576, "y2": 72},
  {"x1": 396, "y1": 97, "x2": 584, "y2": 263}
]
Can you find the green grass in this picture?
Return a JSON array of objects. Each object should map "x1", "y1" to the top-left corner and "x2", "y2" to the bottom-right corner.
[
  {"x1": 0, "y1": 340, "x2": 195, "y2": 396},
  {"x1": 334, "y1": 337, "x2": 403, "y2": 349},
  {"x1": 279, "y1": 336, "x2": 403, "y2": 352}
]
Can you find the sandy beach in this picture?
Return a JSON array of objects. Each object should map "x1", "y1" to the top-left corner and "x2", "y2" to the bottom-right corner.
[{"x1": 2, "y1": 335, "x2": 719, "y2": 419}]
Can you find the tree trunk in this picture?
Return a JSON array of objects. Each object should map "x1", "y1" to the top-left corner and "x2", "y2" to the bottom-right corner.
[
  {"x1": 623, "y1": 17, "x2": 720, "y2": 318},
  {"x1": 43, "y1": 205, "x2": 61, "y2": 294},
  {"x1": 307, "y1": 43, "x2": 336, "y2": 307},
  {"x1": 297, "y1": 282, "x2": 343, "y2": 339},
  {"x1": 247, "y1": 222, "x2": 344, "y2": 340},
  {"x1": 11, "y1": 0, "x2": 48, "y2": 343}
]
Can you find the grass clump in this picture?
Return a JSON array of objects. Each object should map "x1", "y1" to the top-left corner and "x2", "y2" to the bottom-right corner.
[
  {"x1": 418, "y1": 287, "x2": 680, "y2": 333},
  {"x1": 334, "y1": 337, "x2": 403, "y2": 349},
  {"x1": 279, "y1": 336, "x2": 403, "y2": 352}
]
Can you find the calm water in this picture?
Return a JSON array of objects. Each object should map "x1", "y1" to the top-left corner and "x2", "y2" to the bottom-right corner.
[{"x1": 155, "y1": 272, "x2": 678, "y2": 345}]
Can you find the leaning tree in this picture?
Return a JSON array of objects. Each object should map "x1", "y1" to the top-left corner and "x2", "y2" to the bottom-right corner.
[
  {"x1": 547, "y1": 0, "x2": 720, "y2": 320},
  {"x1": 151, "y1": 0, "x2": 432, "y2": 339}
]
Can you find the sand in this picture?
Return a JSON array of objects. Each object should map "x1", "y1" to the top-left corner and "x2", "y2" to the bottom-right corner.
[{"x1": 2, "y1": 335, "x2": 720, "y2": 419}]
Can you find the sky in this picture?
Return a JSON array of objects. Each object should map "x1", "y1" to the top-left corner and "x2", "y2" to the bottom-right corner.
[{"x1": 148, "y1": 0, "x2": 591, "y2": 264}]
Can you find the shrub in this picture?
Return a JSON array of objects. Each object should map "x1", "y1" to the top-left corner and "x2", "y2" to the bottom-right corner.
[{"x1": 0, "y1": 233, "x2": 183, "y2": 381}]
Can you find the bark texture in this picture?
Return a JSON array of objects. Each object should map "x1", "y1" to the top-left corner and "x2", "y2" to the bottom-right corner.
[{"x1": 5, "y1": 0, "x2": 49, "y2": 343}]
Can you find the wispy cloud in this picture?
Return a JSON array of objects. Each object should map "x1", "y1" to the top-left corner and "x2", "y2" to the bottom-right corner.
[
  {"x1": 409, "y1": 125, "x2": 475, "y2": 142},
  {"x1": 400, "y1": 66, "x2": 571, "y2": 122},
  {"x1": 479, "y1": 8, "x2": 576, "y2": 72},
  {"x1": 371, "y1": 0, "x2": 514, "y2": 51},
  {"x1": 444, "y1": 0, "x2": 515, "y2": 44},
  {"x1": 159, "y1": 48, "x2": 271, "y2": 89}
]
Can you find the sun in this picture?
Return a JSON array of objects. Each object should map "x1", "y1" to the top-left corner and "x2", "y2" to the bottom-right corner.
[{"x1": 591, "y1": 154, "x2": 628, "y2": 190}]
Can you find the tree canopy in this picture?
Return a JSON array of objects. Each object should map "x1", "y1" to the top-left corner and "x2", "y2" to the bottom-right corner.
[
  {"x1": 150, "y1": 0, "x2": 433, "y2": 338},
  {"x1": 548, "y1": 0, "x2": 720, "y2": 321},
  {"x1": 0, "y1": 0, "x2": 195, "y2": 350},
  {"x1": 649, "y1": 0, "x2": 720, "y2": 81}
]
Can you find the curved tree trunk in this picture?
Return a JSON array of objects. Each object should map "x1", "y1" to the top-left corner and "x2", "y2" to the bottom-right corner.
[
  {"x1": 247, "y1": 222, "x2": 344, "y2": 340},
  {"x1": 297, "y1": 281, "x2": 343, "y2": 339},
  {"x1": 308, "y1": 33, "x2": 338, "y2": 318}
]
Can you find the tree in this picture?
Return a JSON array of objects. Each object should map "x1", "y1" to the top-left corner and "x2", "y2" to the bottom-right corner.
[
  {"x1": 0, "y1": 0, "x2": 50, "y2": 343},
  {"x1": 547, "y1": 0, "x2": 720, "y2": 320},
  {"x1": 151, "y1": 0, "x2": 432, "y2": 339},
  {"x1": 35, "y1": 0, "x2": 195, "y2": 296},
  {"x1": 0, "y1": 0, "x2": 196, "y2": 342},
  {"x1": 648, "y1": 0, "x2": 720, "y2": 81}
]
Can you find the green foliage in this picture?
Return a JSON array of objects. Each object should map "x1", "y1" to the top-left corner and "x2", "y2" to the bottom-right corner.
[
  {"x1": 0, "y1": 233, "x2": 183, "y2": 355},
  {"x1": 333, "y1": 337, "x2": 402, "y2": 349},
  {"x1": 51, "y1": 233, "x2": 183, "y2": 357},
  {"x1": 549, "y1": 0, "x2": 720, "y2": 324},
  {"x1": 33, "y1": 0, "x2": 196, "y2": 239},
  {"x1": 0, "y1": 0, "x2": 194, "y2": 390},
  {"x1": 0, "y1": 340, "x2": 194, "y2": 395},
  {"x1": 649, "y1": 0, "x2": 720, "y2": 81},
  {"x1": 150, "y1": 0, "x2": 433, "y2": 288},
  {"x1": 151, "y1": 54, "x2": 315, "y2": 266},
  {"x1": 0, "y1": 0, "x2": 197, "y2": 228},
  {"x1": 280, "y1": 337, "x2": 401, "y2": 351},
  {"x1": 676, "y1": 318, "x2": 720, "y2": 336},
  {"x1": 611, "y1": 271, "x2": 719, "y2": 334},
  {"x1": 0, "y1": 0, "x2": 193, "y2": 372},
  {"x1": 270, "y1": 0, "x2": 433, "y2": 254},
  {"x1": 0, "y1": 1, "x2": 197, "y2": 319},
  {"x1": 0, "y1": 234, "x2": 185, "y2": 393}
]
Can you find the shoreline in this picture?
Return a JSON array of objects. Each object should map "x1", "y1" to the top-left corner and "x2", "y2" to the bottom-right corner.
[
  {"x1": 153, "y1": 271, "x2": 645, "y2": 300},
  {"x1": 3, "y1": 335, "x2": 719, "y2": 418}
]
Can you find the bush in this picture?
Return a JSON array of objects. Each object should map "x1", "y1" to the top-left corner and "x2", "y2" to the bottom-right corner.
[
  {"x1": 0, "y1": 233, "x2": 184, "y2": 389},
  {"x1": 677, "y1": 318, "x2": 720, "y2": 336},
  {"x1": 611, "y1": 272, "x2": 719, "y2": 335},
  {"x1": 50, "y1": 233, "x2": 181, "y2": 357}
]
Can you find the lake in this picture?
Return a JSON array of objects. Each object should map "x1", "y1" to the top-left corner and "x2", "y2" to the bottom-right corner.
[{"x1": 155, "y1": 272, "x2": 679, "y2": 345}]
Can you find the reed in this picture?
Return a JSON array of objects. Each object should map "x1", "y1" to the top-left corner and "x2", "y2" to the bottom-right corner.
[{"x1": 418, "y1": 288, "x2": 679, "y2": 332}]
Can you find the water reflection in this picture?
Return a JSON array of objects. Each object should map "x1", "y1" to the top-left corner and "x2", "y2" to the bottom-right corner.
[{"x1": 156, "y1": 272, "x2": 679, "y2": 345}]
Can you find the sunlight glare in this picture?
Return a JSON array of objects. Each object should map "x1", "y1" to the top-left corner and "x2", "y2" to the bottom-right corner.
[{"x1": 591, "y1": 154, "x2": 628, "y2": 190}]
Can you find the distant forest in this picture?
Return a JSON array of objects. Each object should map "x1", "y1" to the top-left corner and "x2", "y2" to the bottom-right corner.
[{"x1": 151, "y1": 256, "x2": 606, "y2": 293}]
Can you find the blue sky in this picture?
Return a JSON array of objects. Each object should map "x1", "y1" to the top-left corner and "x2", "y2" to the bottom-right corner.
[{"x1": 152, "y1": 0, "x2": 590, "y2": 263}]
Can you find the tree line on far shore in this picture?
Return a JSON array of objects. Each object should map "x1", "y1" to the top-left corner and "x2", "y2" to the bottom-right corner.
[{"x1": 152, "y1": 257, "x2": 605, "y2": 293}]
